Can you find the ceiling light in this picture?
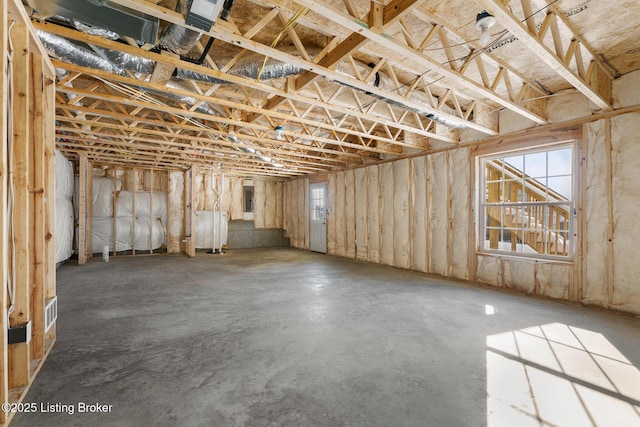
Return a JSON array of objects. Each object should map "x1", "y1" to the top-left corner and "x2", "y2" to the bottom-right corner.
[
  {"x1": 475, "y1": 10, "x2": 496, "y2": 45},
  {"x1": 185, "y1": 0, "x2": 224, "y2": 31}
]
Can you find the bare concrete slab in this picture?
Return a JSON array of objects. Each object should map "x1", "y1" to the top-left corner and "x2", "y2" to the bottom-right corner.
[{"x1": 11, "y1": 248, "x2": 640, "y2": 426}]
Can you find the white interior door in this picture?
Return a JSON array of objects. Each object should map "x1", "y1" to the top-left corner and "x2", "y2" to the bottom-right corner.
[{"x1": 309, "y1": 182, "x2": 327, "y2": 253}]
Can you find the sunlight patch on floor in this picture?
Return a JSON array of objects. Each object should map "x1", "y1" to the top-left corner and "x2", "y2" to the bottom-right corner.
[{"x1": 487, "y1": 323, "x2": 640, "y2": 427}]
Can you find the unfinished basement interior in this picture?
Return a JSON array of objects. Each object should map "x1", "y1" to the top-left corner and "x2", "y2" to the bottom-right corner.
[{"x1": 2, "y1": 0, "x2": 640, "y2": 425}]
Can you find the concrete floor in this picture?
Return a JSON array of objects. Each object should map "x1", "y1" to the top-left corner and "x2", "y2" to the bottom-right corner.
[{"x1": 12, "y1": 248, "x2": 640, "y2": 427}]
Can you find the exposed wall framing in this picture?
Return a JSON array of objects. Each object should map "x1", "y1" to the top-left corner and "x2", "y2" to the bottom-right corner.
[
  {"x1": 284, "y1": 94, "x2": 640, "y2": 316},
  {"x1": 1, "y1": 1, "x2": 57, "y2": 424}
]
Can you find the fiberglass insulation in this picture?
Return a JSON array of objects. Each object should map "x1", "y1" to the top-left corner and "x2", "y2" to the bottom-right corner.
[
  {"x1": 411, "y1": 157, "x2": 428, "y2": 273},
  {"x1": 195, "y1": 211, "x2": 228, "y2": 249},
  {"x1": 90, "y1": 177, "x2": 167, "y2": 253},
  {"x1": 583, "y1": 120, "x2": 609, "y2": 306},
  {"x1": 55, "y1": 151, "x2": 74, "y2": 263},
  {"x1": 610, "y1": 113, "x2": 640, "y2": 312}
]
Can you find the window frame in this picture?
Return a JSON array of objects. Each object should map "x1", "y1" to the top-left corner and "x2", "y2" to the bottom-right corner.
[{"x1": 476, "y1": 141, "x2": 576, "y2": 261}]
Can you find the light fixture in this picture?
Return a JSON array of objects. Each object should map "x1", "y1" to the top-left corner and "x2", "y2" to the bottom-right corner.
[
  {"x1": 475, "y1": 10, "x2": 496, "y2": 45},
  {"x1": 273, "y1": 125, "x2": 284, "y2": 141},
  {"x1": 185, "y1": 0, "x2": 224, "y2": 31}
]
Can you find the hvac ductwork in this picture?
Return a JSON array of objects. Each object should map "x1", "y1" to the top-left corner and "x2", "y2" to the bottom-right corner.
[
  {"x1": 40, "y1": 0, "x2": 463, "y2": 131},
  {"x1": 37, "y1": 30, "x2": 223, "y2": 117},
  {"x1": 159, "y1": 0, "x2": 203, "y2": 55},
  {"x1": 71, "y1": 20, "x2": 120, "y2": 41},
  {"x1": 175, "y1": 54, "x2": 305, "y2": 84},
  {"x1": 37, "y1": 29, "x2": 118, "y2": 74},
  {"x1": 90, "y1": 45, "x2": 155, "y2": 75}
]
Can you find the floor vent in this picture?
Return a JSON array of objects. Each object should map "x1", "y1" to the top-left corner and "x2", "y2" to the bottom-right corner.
[{"x1": 45, "y1": 297, "x2": 57, "y2": 333}]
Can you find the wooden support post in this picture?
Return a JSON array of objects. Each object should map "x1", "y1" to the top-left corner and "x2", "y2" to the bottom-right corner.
[
  {"x1": 132, "y1": 168, "x2": 137, "y2": 255},
  {"x1": 113, "y1": 168, "x2": 117, "y2": 257},
  {"x1": 78, "y1": 154, "x2": 88, "y2": 265},
  {"x1": 184, "y1": 167, "x2": 196, "y2": 257},
  {"x1": 0, "y1": 0, "x2": 10, "y2": 417},
  {"x1": 150, "y1": 170, "x2": 154, "y2": 254},
  {"x1": 87, "y1": 162, "x2": 93, "y2": 258},
  {"x1": 605, "y1": 119, "x2": 614, "y2": 306},
  {"x1": 29, "y1": 52, "x2": 45, "y2": 361},
  {"x1": 43, "y1": 63, "x2": 56, "y2": 344},
  {"x1": 468, "y1": 153, "x2": 477, "y2": 282},
  {"x1": 8, "y1": 22, "x2": 32, "y2": 389},
  {"x1": 426, "y1": 158, "x2": 432, "y2": 272},
  {"x1": 446, "y1": 152, "x2": 453, "y2": 276},
  {"x1": 166, "y1": 172, "x2": 171, "y2": 253}
]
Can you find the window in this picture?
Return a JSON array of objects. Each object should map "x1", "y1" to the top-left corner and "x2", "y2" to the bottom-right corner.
[
  {"x1": 243, "y1": 186, "x2": 254, "y2": 212},
  {"x1": 479, "y1": 144, "x2": 574, "y2": 259},
  {"x1": 310, "y1": 186, "x2": 326, "y2": 221}
]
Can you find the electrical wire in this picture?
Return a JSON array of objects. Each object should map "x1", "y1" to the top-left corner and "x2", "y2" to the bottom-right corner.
[
  {"x1": 242, "y1": 6, "x2": 309, "y2": 108},
  {"x1": 6, "y1": 21, "x2": 16, "y2": 318},
  {"x1": 333, "y1": 0, "x2": 562, "y2": 121}
]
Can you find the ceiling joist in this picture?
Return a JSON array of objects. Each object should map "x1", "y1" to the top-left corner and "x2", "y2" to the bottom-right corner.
[{"x1": 474, "y1": 0, "x2": 612, "y2": 111}]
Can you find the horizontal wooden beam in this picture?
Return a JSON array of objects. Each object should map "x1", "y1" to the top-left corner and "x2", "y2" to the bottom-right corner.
[
  {"x1": 89, "y1": 0, "x2": 496, "y2": 135},
  {"x1": 291, "y1": 0, "x2": 546, "y2": 125},
  {"x1": 35, "y1": 22, "x2": 449, "y2": 145},
  {"x1": 474, "y1": 0, "x2": 611, "y2": 111}
]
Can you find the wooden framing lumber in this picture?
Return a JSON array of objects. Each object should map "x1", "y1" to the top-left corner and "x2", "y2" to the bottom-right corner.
[
  {"x1": 1, "y1": 2, "x2": 57, "y2": 423},
  {"x1": 8, "y1": 22, "x2": 32, "y2": 389},
  {"x1": 0, "y1": 2, "x2": 9, "y2": 418},
  {"x1": 185, "y1": 167, "x2": 197, "y2": 257},
  {"x1": 474, "y1": 0, "x2": 612, "y2": 111},
  {"x1": 290, "y1": 0, "x2": 545, "y2": 125},
  {"x1": 78, "y1": 154, "x2": 89, "y2": 265}
]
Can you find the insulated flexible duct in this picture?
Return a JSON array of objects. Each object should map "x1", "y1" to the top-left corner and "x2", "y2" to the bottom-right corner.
[
  {"x1": 37, "y1": 29, "x2": 118, "y2": 74},
  {"x1": 158, "y1": 0, "x2": 203, "y2": 55}
]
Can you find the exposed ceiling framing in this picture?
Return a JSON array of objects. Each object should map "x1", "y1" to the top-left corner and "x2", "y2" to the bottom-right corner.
[{"x1": 24, "y1": 0, "x2": 640, "y2": 176}]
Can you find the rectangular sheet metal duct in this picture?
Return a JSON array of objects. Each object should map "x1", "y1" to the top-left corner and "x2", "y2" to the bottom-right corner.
[{"x1": 29, "y1": 0, "x2": 159, "y2": 44}]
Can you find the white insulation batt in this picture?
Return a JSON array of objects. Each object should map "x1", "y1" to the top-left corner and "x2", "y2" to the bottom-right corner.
[
  {"x1": 295, "y1": 150, "x2": 470, "y2": 277},
  {"x1": 280, "y1": 104, "x2": 640, "y2": 315},
  {"x1": 610, "y1": 113, "x2": 640, "y2": 312},
  {"x1": 195, "y1": 211, "x2": 228, "y2": 249},
  {"x1": 283, "y1": 179, "x2": 309, "y2": 249},
  {"x1": 90, "y1": 177, "x2": 167, "y2": 253},
  {"x1": 167, "y1": 172, "x2": 184, "y2": 253},
  {"x1": 55, "y1": 151, "x2": 74, "y2": 263},
  {"x1": 583, "y1": 120, "x2": 609, "y2": 306}
]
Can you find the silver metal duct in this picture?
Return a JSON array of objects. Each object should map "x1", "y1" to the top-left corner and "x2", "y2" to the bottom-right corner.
[
  {"x1": 30, "y1": 0, "x2": 159, "y2": 44},
  {"x1": 37, "y1": 30, "x2": 222, "y2": 117},
  {"x1": 72, "y1": 20, "x2": 120, "y2": 40},
  {"x1": 175, "y1": 68, "x2": 228, "y2": 85},
  {"x1": 229, "y1": 56, "x2": 303, "y2": 80},
  {"x1": 89, "y1": 45, "x2": 155, "y2": 75},
  {"x1": 158, "y1": 0, "x2": 203, "y2": 55},
  {"x1": 163, "y1": 80, "x2": 225, "y2": 116},
  {"x1": 37, "y1": 29, "x2": 120, "y2": 74},
  {"x1": 174, "y1": 56, "x2": 304, "y2": 85}
]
